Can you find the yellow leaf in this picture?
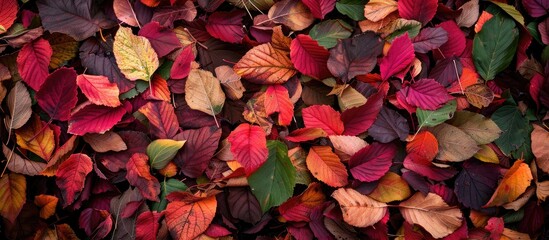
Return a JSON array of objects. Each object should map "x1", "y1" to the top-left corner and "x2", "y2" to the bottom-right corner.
[
  {"x1": 501, "y1": 228, "x2": 531, "y2": 240},
  {"x1": 113, "y1": 26, "x2": 159, "y2": 81},
  {"x1": 474, "y1": 144, "x2": 500, "y2": 164},
  {"x1": 46, "y1": 33, "x2": 79, "y2": 69},
  {"x1": 369, "y1": 172, "x2": 411, "y2": 203},
  {"x1": 484, "y1": 160, "x2": 533, "y2": 207},
  {"x1": 15, "y1": 114, "x2": 55, "y2": 161},
  {"x1": 332, "y1": 188, "x2": 388, "y2": 227},
  {"x1": 0, "y1": 173, "x2": 26, "y2": 223},
  {"x1": 399, "y1": 192, "x2": 463, "y2": 238},
  {"x1": 234, "y1": 43, "x2": 297, "y2": 84},
  {"x1": 185, "y1": 69, "x2": 226, "y2": 117},
  {"x1": 364, "y1": 0, "x2": 398, "y2": 22}
]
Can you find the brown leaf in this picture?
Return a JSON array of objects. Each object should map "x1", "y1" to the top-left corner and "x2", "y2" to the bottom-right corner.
[
  {"x1": 185, "y1": 69, "x2": 226, "y2": 118},
  {"x1": 532, "y1": 124, "x2": 549, "y2": 173},
  {"x1": 268, "y1": 0, "x2": 314, "y2": 31},
  {"x1": 464, "y1": 83, "x2": 494, "y2": 108},
  {"x1": 364, "y1": 0, "x2": 398, "y2": 22},
  {"x1": 332, "y1": 188, "x2": 388, "y2": 227},
  {"x1": 429, "y1": 123, "x2": 480, "y2": 162},
  {"x1": 83, "y1": 131, "x2": 128, "y2": 153},
  {"x1": 6, "y1": 81, "x2": 32, "y2": 130},
  {"x1": 215, "y1": 65, "x2": 245, "y2": 100}
]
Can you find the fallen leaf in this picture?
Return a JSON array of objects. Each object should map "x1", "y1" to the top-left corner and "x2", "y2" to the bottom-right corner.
[
  {"x1": 15, "y1": 114, "x2": 55, "y2": 161},
  {"x1": 6, "y1": 81, "x2": 33, "y2": 130},
  {"x1": 76, "y1": 74, "x2": 121, "y2": 107},
  {"x1": 0, "y1": 173, "x2": 26, "y2": 223},
  {"x1": 16, "y1": 38, "x2": 52, "y2": 91},
  {"x1": 268, "y1": 0, "x2": 315, "y2": 31},
  {"x1": 332, "y1": 188, "x2": 388, "y2": 227},
  {"x1": 165, "y1": 195, "x2": 217, "y2": 240},
  {"x1": 306, "y1": 146, "x2": 348, "y2": 187},
  {"x1": 126, "y1": 153, "x2": 161, "y2": 201},
  {"x1": 363, "y1": 0, "x2": 398, "y2": 22},
  {"x1": 234, "y1": 43, "x2": 297, "y2": 84},
  {"x1": 368, "y1": 172, "x2": 411, "y2": 202},
  {"x1": 113, "y1": 26, "x2": 159, "y2": 81},
  {"x1": 56, "y1": 153, "x2": 93, "y2": 207}
]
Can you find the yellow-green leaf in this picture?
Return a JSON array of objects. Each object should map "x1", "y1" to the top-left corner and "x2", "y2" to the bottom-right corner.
[
  {"x1": 147, "y1": 139, "x2": 185, "y2": 170},
  {"x1": 113, "y1": 26, "x2": 159, "y2": 81}
]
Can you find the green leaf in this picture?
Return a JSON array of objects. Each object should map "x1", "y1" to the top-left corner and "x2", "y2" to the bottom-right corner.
[
  {"x1": 492, "y1": 105, "x2": 529, "y2": 156},
  {"x1": 473, "y1": 13, "x2": 519, "y2": 80},
  {"x1": 526, "y1": 21, "x2": 543, "y2": 45},
  {"x1": 309, "y1": 20, "x2": 353, "y2": 49},
  {"x1": 384, "y1": 19, "x2": 422, "y2": 41},
  {"x1": 416, "y1": 100, "x2": 457, "y2": 128},
  {"x1": 511, "y1": 124, "x2": 534, "y2": 163},
  {"x1": 489, "y1": 1, "x2": 524, "y2": 25},
  {"x1": 336, "y1": 0, "x2": 367, "y2": 21},
  {"x1": 152, "y1": 178, "x2": 187, "y2": 211},
  {"x1": 248, "y1": 140, "x2": 296, "y2": 213},
  {"x1": 147, "y1": 139, "x2": 186, "y2": 169}
]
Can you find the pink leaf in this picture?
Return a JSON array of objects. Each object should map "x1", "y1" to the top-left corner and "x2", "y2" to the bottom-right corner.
[
  {"x1": 77, "y1": 74, "x2": 122, "y2": 107},
  {"x1": 113, "y1": 0, "x2": 140, "y2": 27},
  {"x1": 380, "y1": 33, "x2": 414, "y2": 81},
  {"x1": 341, "y1": 91, "x2": 384, "y2": 136},
  {"x1": 349, "y1": 142, "x2": 396, "y2": 182},
  {"x1": 403, "y1": 153, "x2": 458, "y2": 181},
  {"x1": 16, "y1": 38, "x2": 53, "y2": 91},
  {"x1": 170, "y1": 46, "x2": 194, "y2": 79},
  {"x1": 434, "y1": 21, "x2": 465, "y2": 59},
  {"x1": 205, "y1": 10, "x2": 245, "y2": 44},
  {"x1": 227, "y1": 123, "x2": 269, "y2": 175},
  {"x1": 36, "y1": 67, "x2": 78, "y2": 121},
  {"x1": 302, "y1": 0, "x2": 336, "y2": 19},
  {"x1": 302, "y1": 105, "x2": 344, "y2": 135},
  {"x1": 399, "y1": 79, "x2": 452, "y2": 110},
  {"x1": 68, "y1": 102, "x2": 127, "y2": 136},
  {"x1": 522, "y1": 0, "x2": 549, "y2": 17},
  {"x1": 139, "y1": 21, "x2": 181, "y2": 57},
  {"x1": 397, "y1": 0, "x2": 437, "y2": 25},
  {"x1": 290, "y1": 34, "x2": 332, "y2": 80},
  {"x1": 264, "y1": 85, "x2": 294, "y2": 126}
]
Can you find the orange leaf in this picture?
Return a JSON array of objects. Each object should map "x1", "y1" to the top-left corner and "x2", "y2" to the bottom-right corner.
[
  {"x1": 15, "y1": 114, "x2": 55, "y2": 161},
  {"x1": 306, "y1": 146, "x2": 348, "y2": 187},
  {"x1": 368, "y1": 172, "x2": 411, "y2": 202},
  {"x1": 34, "y1": 194, "x2": 58, "y2": 219},
  {"x1": 264, "y1": 85, "x2": 294, "y2": 126},
  {"x1": 145, "y1": 75, "x2": 171, "y2": 102},
  {"x1": 82, "y1": 131, "x2": 128, "y2": 153},
  {"x1": 406, "y1": 130, "x2": 438, "y2": 161},
  {"x1": 465, "y1": 83, "x2": 495, "y2": 108},
  {"x1": 448, "y1": 67, "x2": 479, "y2": 93},
  {"x1": 474, "y1": 11, "x2": 493, "y2": 33},
  {"x1": 484, "y1": 160, "x2": 533, "y2": 207},
  {"x1": 234, "y1": 43, "x2": 297, "y2": 84},
  {"x1": 332, "y1": 188, "x2": 388, "y2": 227},
  {"x1": 165, "y1": 195, "x2": 217, "y2": 240},
  {"x1": 286, "y1": 128, "x2": 328, "y2": 142},
  {"x1": 76, "y1": 74, "x2": 121, "y2": 107},
  {"x1": 126, "y1": 153, "x2": 161, "y2": 201},
  {"x1": 364, "y1": 0, "x2": 398, "y2": 22},
  {"x1": 0, "y1": 173, "x2": 26, "y2": 223},
  {"x1": 271, "y1": 25, "x2": 291, "y2": 53}
]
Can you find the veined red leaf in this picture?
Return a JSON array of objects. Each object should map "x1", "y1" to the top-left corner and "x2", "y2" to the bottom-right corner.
[
  {"x1": 76, "y1": 74, "x2": 121, "y2": 107},
  {"x1": 139, "y1": 21, "x2": 181, "y2": 57},
  {"x1": 0, "y1": 173, "x2": 26, "y2": 223},
  {"x1": 302, "y1": 105, "x2": 344, "y2": 135},
  {"x1": 16, "y1": 38, "x2": 53, "y2": 91},
  {"x1": 206, "y1": 10, "x2": 245, "y2": 44},
  {"x1": 302, "y1": 0, "x2": 336, "y2": 19},
  {"x1": 165, "y1": 195, "x2": 217, "y2": 240},
  {"x1": 151, "y1": 1, "x2": 197, "y2": 28},
  {"x1": 523, "y1": 0, "x2": 549, "y2": 17},
  {"x1": 435, "y1": 21, "x2": 465, "y2": 59},
  {"x1": 349, "y1": 142, "x2": 396, "y2": 182},
  {"x1": 397, "y1": 0, "x2": 437, "y2": 25},
  {"x1": 265, "y1": 84, "x2": 294, "y2": 126},
  {"x1": 126, "y1": 153, "x2": 161, "y2": 201},
  {"x1": 341, "y1": 90, "x2": 384, "y2": 136},
  {"x1": 406, "y1": 130, "x2": 438, "y2": 161},
  {"x1": 56, "y1": 153, "x2": 93, "y2": 207},
  {"x1": 0, "y1": 0, "x2": 17, "y2": 34},
  {"x1": 286, "y1": 128, "x2": 328, "y2": 142},
  {"x1": 399, "y1": 79, "x2": 452, "y2": 110},
  {"x1": 99, "y1": 131, "x2": 150, "y2": 172},
  {"x1": 403, "y1": 153, "x2": 458, "y2": 181},
  {"x1": 290, "y1": 34, "x2": 331, "y2": 80},
  {"x1": 79, "y1": 208, "x2": 113, "y2": 239},
  {"x1": 144, "y1": 75, "x2": 171, "y2": 102},
  {"x1": 380, "y1": 33, "x2": 414, "y2": 81},
  {"x1": 138, "y1": 101, "x2": 179, "y2": 139},
  {"x1": 171, "y1": 46, "x2": 194, "y2": 80},
  {"x1": 68, "y1": 102, "x2": 127, "y2": 136},
  {"x1": 174, "y1": 126, "x2": 222, "y2": 178},
  {"x1": 228, "y1": 123, "x2": 268, "y2": 175},
  {"x1": 135, "y1": 211, "x2": 163, "y2": 240},
  {"x1": 306, "y1": 146, "x2": 348, "y2": 187},
  {"x1": 36, "y1": 67, "x2": 78, "y2": 121}
]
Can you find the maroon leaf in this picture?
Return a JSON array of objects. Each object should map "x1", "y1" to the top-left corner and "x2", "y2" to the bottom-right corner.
[
  {"x1": 79, "y1": 208, "x2": 113, "y2": 239},
  {"x1": 99, "y1": 131, "x2": 150, "y2": 172},
  {"x1": 327, "y1": 32, "x2": 384, "y2": 83},
  {"x1": 403, "y1": 153, "x2": 458, "y2": 181},
  {"x1": 434, "y1": 21, "x2": 465, "y2": 59},
  {"x1": 369, "y1": 107, "x2": 410, "y2": 143},
  {"x1": 428, "y1": 56, "x2": 462, "y2": 87},
  {"x1": 173, "y1": 126, "x2": 222, "y2": 178},
  {"x1": 135, "y1": 211, "x2": 163, "y2": 240},
  {"x1": 151, "y1": 1, "x2": 197, "y2": 28},
  {"x1": 227, "y1": 187, "x2": 262, "y2": 224},
  {"x1": 56, "y1": 153, "x2": 93, "y2": 207},
  {"x1": 36, "y1": 67, "x2": 78, "y2": 121},
  {"x1": 206, "y1": 10, "x2": 246, "y2": 44},
  {"x1": 126, "y1": 153, "x2": 161, "y2": 201},
  {"x1": 380, "y1": 33, "x2": 414, "y2": 81},
  {"x1": 138, "y1": 101, "x2": 180, "y2": 139},
  {"x1": 139, "y1": 21, "x2": 181, "y2": 57},
  {"x1": 341, "y1": 90, "x2": 384, "y2": 136},
  {"x1": 16, "y1": 38, "x2": 52, "y2": 91},
  {"x1": 349, "y1": 142, "x2": 396, "y2": 182},
  {"x1": 290, "y1": 34, "x2": 331, "y2": 80},
  {"x1": 454, "y1": 160, "x2": 499, "y2": 210},
  {"x1": 397, "y1": 0, "x2": 438, "y2": 25},
  {"x1": 399, "y1": 79, "x2": 452, "y2": 110},
  {"x1": 302, "y1": 0, "x2": 336, "y2": 19},
  {"x1": 68, "y1": 102, "x2": 127, "y2": 136},
  {"x1": 412, "y1": 27, "x2": 448, "y2": 54}
]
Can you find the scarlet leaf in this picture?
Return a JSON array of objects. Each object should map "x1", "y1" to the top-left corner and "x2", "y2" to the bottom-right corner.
[
  {"x1": 228, "y1": 123, "x2": 268, "y2": 175},
  {"x1": 76, "y1": 74, "x2": 121, "y2": 107},
  {"x1": 138, "y1": 101, "x2": 179, "y2": 139},
  {"x1": 135, "y1": 211, "x2": 162, "y2": 240},
  {"x1": 173, "y1": 126, "x2": 222, "y2": 178},
  {"x1": 349, "y1": 142, "x2": 396, "y2": 182},
  {"x1": 341, "y1": 90, "x2": 384, "y2": 136},
  {"x1": 264, "y1": 84, "x2": 294, "y2": 126},
  {"x1": 170, "y1": 46, "x2": 194, "y2": 79},
  {"x1": 380, "y1": 33, "x2": 414, "y2": 81},
  {"x1": 399, "y1": 79, "x2": 452, "y2": 111},
  {"x1": 306, "y1": 146, "x2": 348, "y2": 187},
  {"x1": 302, "y1": 105, "x2": 344, "y2": 135},
  {"x1": 126, "y1": 153, "x2": 161, "y2": 201},
  {"x1": 435, "y1": 21, "x2": 466, "y2": 58},
  {"x1": 279, "y1": 182, "x2": 325, "y2": 222},
  {"x1": 56, "y1": 153, "x2": 93, "y2": 207},
  {"x1": 234, "y1": 43, "x2": 297, "y2": 84},
  {"x1": 205, "y1": 10, "x2": 246, "y2": 44},
  {"x1": 302, "y1": 0, "x2": 336, "y2": 19},
  {"x1": 68, "y1": 102, "x2": 127, "y2": 136},
  {"x1": 406, "y1": 130, "x2": 438, "y2": 161},
  {"x1": 0, "y1": 173, "x2": 26, "y2": 223},
  {"x1": 290, "y1": 34, "x2": 331, "y2": 80},
  {"x1": 16, "y1": 38, "x2": 52, "y2": 91},
  {"x1": 0, "y1": 0, "x2": 17, "y2": 34},
  {"x1": 165, "y1": 195, "x2": 217, "y2": 240},
  {"x1": 397, "y1": 0, "x2": 437, "y2": 25},
  {"x1": 138, "y1": 21, "x2": 181, "y2": 57},
  {"x1": 36, "y1": 67, "x2": 78, "y2": 121}
]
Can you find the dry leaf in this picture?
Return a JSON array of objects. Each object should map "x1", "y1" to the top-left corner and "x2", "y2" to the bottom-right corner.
[
  {"x1": 185, "y1": 69, "x2": 226, "y2": 118},
  {"x1": 332, "y1": 188, "x2": 388, "y2": 227},
  {"x1": 83, "y1": 131, "x2": 128, "y2": 153},
  {"x1": 364, "y1": 0, "x2": 398, "y2": 22},
  {"x1": 215, "y1": 65, "x2": 245, "y2": 100},
  {"x1": 113, "y1": 26, "x2": 159, "y2": 81}
]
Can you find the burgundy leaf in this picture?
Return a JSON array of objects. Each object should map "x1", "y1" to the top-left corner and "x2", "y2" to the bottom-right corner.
[
  {"x1": 227, "y1": 187, "x2": 262, "y2": 224},
  {"x1": 302, "y1": 0, "x2": 336, "y2": 19},
  {"x1": 170, "y1": 46, "x2": 193, "y2": 79},
  {"x1": 139, "y1": 21, "x2": 181, "y2": 57},
  {"x1": 341, "y1": 90, "x2": 384, "y2": 136},
  {"x1": 397, "y1": 0, "x2": 438, "y2": 25},
  {"x1": 16, "y1": 38, "x2": 52, "y2": 91},
  {"x1": 99, "y1": 131, "x2": 150, "y2": 172},
  {"x1": 135, "y1": 211, "x2": 162, "y2": 240},
  {"x1": 151, "y1": 1, "x2": 197, "y2": 28},
  {"x1": 138, "y1": 101, "x2": 180, "y2": 139},
  {"x1": 206, "y1": 10, "x2": 246, "y2": 44},
  {"x1": 173, "y1": 126, "x2": 222, "y2": 178},
  {"x1": 380, "y1": 33, "x2": 414, "y2": 81},
  {"x1": 434, "y1": 21, "x2": 465, "y2": 59},
  {"x1": 36, "y1": 67, "x2": 78, "y2": 121},
  {"x1": 56, "y1": 153, "x2": 93, "y2": 207},
  {"x1": 403, "y1": 153, "x2": 458, "y2": 181},
  {"x1": 412, "y1": 27, "x2": 448, "y2": 54},
  {"x1": 369, "y1": 107, "x2": 410, "y2": 143},
  {"x1": 428, "y1": 56, "x2": 462, "y2": 87},
  {"x1": 79, "y1": 208, "x2": 113, "y2": 239},
  {"x1": 522, "y1": 0, "x2": 549, "y2": 17},
  {"x1": 399, "y1": 79, "x2": 452, "y2": 110},
  {"x1": 454, "y1": 160, "x2": 499, "y2": 210},
  {"x1": 349, "y1": 142, "x2": 396, "y2": 182}
]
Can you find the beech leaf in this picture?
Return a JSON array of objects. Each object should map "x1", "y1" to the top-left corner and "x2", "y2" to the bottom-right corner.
[
  {"x1": 268, "y1": 0, "x2": 315, "y2": 31},
  {"x1": 76, "y1": 74, "x2": 121, "y2": 107},
  {"x1": 234, "y1": 43, "x2": 297, "y2": 84},
  {"x1": 6, "y1": 81, "x2": 32, "y2": 130},
  {"x1": 16, "y1": 38, "x2": 52, "y2": 91},
  {"x1": 126, "y1": 153, "x2": 161, "y2": 201},
  {"x1": 113, "y1": 26, "x2": 159, "y2": 81},
  {"x1": 228, "y1": 123, "x2": 269, "y2": 175},
  {"x1": 0, "y1": 173, "x2": 26, "y2": 223},
  {"x1": 36, "y1": 67, "x2": 78, "y2": 121}
]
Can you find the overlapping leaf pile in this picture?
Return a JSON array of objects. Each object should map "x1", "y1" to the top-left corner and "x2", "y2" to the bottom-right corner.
[{"x1": 0, "y1": 0, "x2": 549, "y2": 239}]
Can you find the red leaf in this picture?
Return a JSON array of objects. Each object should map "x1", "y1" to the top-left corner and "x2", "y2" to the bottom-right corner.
[
  {"x1": 302, "y1": 105, "x2": 344, "y2": 135},
  {"x1": 285, "y1": 128, "x2": 328, "y2": 142},
  {"x1": 120, "y1": 200, "x2": 144, "y2": 218},
  {"x1": 380, "y1": 33, "x2": 414, "y2": 81},
  {"x1": 265, "y1": 84, "x2": 294, "y2": 126},
  {"x1": 290, "y1": 34, "x2": 332, "y2": 80},
  {"x1": 36, "y1": 67, "x2": 78, "y2": 121},
  {"x1": 522, "y1": 0, "x2": 549, "y2": 17},
  {"x1": 79, "y1": 208, "x2": 113, "y2": 239},
  {"x1": 139, "y1": 21, "x2": 181, "y2": 57},
  {"x1": 136, "y1": 211, "x2": 163, "y2": 240},
  {"x1": 279, "y1": 183, "x2": 325, "y2": 222},
  {"x1": 16, "y1": 38, "x2": 53, "y2": 91},
  {"x1": 349, "y1": 142, "x2": 396, "y2": 182},
  {"x1": 341, "y1": 90, "x2": 384, "y2": 136},
  {"x1": 0, "y1": 0, "x2": 18, "y2": 34},
  {"x1": 397, "y1": 0, "x2": 437, "y2": 25},
  {"x1": 174, "y1": 126, "x2": 222, "y2": 178},
  {"x1": 485, "y1": 217, "x2": 504, "y2": 240},
  {"x1": 206, "y1": 10, "x2": 246, "y2": 44},
  {"x1": 165, "y1": 195, "x2": 217, "y2": 240},
  {"x1": 56, "y1": 153, "x2": 93, "y2": 207},
  {"x1": 171, "y1": 46, "x2": 194, "y2": 79},
  {"x1": 228, "y1": 123, "x2": 268, "y2": 175},
  {"x1": 126, "y1": 153, "x2": 161, "y2": 201},
  {"x1": 205, "y1": 224, "x2": 232, "y2": 237},
  {"x1": 302, "y1": 0, "x2": 336, "y2": 19},
  {"x1": 434, "y1": 21, "x2": 465, "y2": 59},
  {"x1": 399, "y1": 79, "x2": 452, "y2": 110},
  {"x1": 138, "y1": 101, "x2": 180, "y2": 139},
  {"x1": 68, "y1": 102, "x2": 127, "y2": 136},
  {"x1": 144, "y1": 75, "x2": 171, "y2": 102},
  {"x1": 76, "y1": 74, "x2": 122, "y2": 107}
]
